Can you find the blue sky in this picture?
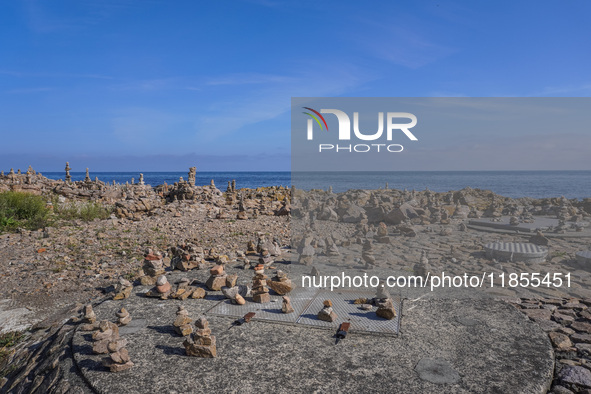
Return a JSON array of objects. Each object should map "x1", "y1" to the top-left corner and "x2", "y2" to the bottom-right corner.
[{"x1": 1, "y1": 0, "x2": 590, "y2": 171}]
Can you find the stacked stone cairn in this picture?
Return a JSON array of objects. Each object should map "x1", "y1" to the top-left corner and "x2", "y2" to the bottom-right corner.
[
  {"x1": 362, "y1": 240, "x2": 376, "y2": 268},
  {"x1": 80, "y1": 304, "x2": 99, "y2": 331},
  {"x1": 173, "y1": 306, "x2": 193, "y2": 336},
  {"x1": 146, "y1": 275, "x2": 172, "y2": 299},
  {"x1": 282, "y1": 296, "x2": 294, "y2": 314},
  {"x1": 206, "y1": 264, "x2": 228, "y2": 291},
  {"x1": 251, "y1": 264, "x2": 271, "y2": 303},
  {"x1": 375, "y1": 284, "x2": 397, "y2": 320},
  {"x1": 183, "y1": 317, "x2": 217, "y2": 358},
  {"x1": 91, "y1": 320, "x2": 134, "y2": 372},
  {"x1": 113, "y1": 277, "x2": 133, "y2": 300},
  {"x1": 267, "y1": 270, "x2": 295, "y2": 295},
  {"x1": 318, "y1": 300, "x2": 338, "y2": 322},
  {"x1": 259, "y1": 247, "x2": 273, "y2": 267},
  {"x1": 116, "y1": 307, "x2": 132, "y2": 326},
  {"x1": 141, "y1": 249, "x2": 165, "y2": 285}
]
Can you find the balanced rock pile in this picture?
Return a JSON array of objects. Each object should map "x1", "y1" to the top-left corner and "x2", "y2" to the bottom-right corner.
[
  {"x1": 282, "y1": 296, "x2": 294, "y2": 314},
  {"x1": 259, "y1": 248, "x2": 273, "y2": 266},
  {"x1": 318, "y1": 300, "x2": 338, "y2": 322},
  {"x1": 146, "y1": 275, "x2": 172, "y2": 299},
  {"x1": 267, "y1": 270, "x2": 295, "y2": 295},
  {"x1": 141, "y1": 249, "x2": 165, "y2": 285},
  {"x1": 92, "y1": 320, "x2": 134, "y2": 372},
  {"x1": 183, "y1": 317, "x2": 217, "y2": 358},
  {"x1": 375, "y1": 285, "x2": 397, "y2": 320},
  {"x1": 113, "y1": 278, "x2": 133, "y2": 300},
  {"x1": 362, "y1": 240, "x2": 376, "y2": 269},
  {"x1": 206, "y1": 265, "x2": 228, "y2": 291},
  {"x1": 116, "y1": 307, "x2": 132, "y2": 326},
  {"x1": 173, "y1": 306, "x2": 193, "y2": 336},
  {"x1": 80, "y1": 304, "x2": 99, "y2": 331},
  {"x1": 251, "y1": 264, "x2": 271, "y2": 303}
]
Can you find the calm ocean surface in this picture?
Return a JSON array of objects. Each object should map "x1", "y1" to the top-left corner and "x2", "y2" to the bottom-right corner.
[{"x1": 42, "y1": 171, "x2": 591, "y2": 200}]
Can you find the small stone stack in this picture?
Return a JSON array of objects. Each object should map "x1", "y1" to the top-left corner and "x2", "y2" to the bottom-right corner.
[
  {"x1": 183, "y1": 317, "x2": 217, "y2": 358},
  {"x1": 375, "y1": 222, "x2": 390, "y2": 243},
  {"x1": 375, "y1": 284, "x2": 397, "y2": 320},
  {"x1": 298, "y1": 237, "x2": 315, "y2": 265},
  {"x1": 188, "y1": 167, "x2": 196, "y2": 186},
  {"x1": 251, "y1": 264, "x2": 270, "y2": 303},
  {"x1": 246, "y1": 240, "x2": 257, "y2": 255},
  {"x1": 146, "y1": 275, "x2": 172, "y2": 299},
  {"x1": 325, "y1": 237, "x2": 340, "y2": 256},
  {"x1": 92, "y1": 321, "x2": 122, "y2": 354},
  {"x1": 205, "y1": 265, "x2": 228, "y2": 291},
  {"x1": 80, "y1": 304, "x2": 99, "y2": 331},
  {"x1": 116, "y1": 307, "x2": 132, "y2": 326},
  {"x1": 376, "y1": 299, "x2": 397, "y2": 320},
  {"x1": 362, "y1": 240, "x2": 376, "y2": 268},
  {"x1": 237, "y1": 197, "x2": 248, "y2": 220},
  {"x1": 281, "y1": 296, "x2": 294, "y2": 314},
  {"x1": 259, "y1": 248, "x2": 273, "y2": 267},
  {"x1": 65, "y1": 162, "x2": 72, "y2": 183},
  {"x1": 318, "y1": 300, "x2": 338, "y2": 322},
  {"x1": 173, "y1": 306, "x2": 193, "y2": 336},
  {"x1": 141, "y1": 249, "x2": 165, "y2": 285},
  {"x1": 267, "y1": 270, "x2": 295, "y2": 295},
  {"x1": 413, "y1": 251, "x2": 430, "y2": 280},
  {"x1": 93, "y1": 321, "x2": 133, "y2": 373},
  {"x1": 113, "y1": 278, "x2": 133, "y2": 300}
]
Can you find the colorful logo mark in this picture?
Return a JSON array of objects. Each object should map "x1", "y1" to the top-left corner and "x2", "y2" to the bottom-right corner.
[{"x1": 302, "y1": 107, "x2": 329, "y2": 131}]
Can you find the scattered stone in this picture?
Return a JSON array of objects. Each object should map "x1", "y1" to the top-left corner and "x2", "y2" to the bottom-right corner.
[{"x1": 558, "y1": 365, "x2": 591, "y2": 388}]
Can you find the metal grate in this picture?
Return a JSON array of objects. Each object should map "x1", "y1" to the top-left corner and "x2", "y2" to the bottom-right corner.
[
  {"x1": 297, "y1": 290, "x2": 401, "y2": 335},
  {"x1": 206, "y1": 287, "x2": 401, "y2": 335},
  {"x1": 206, "y1": 286, "x2": 317, "y2": 324}
]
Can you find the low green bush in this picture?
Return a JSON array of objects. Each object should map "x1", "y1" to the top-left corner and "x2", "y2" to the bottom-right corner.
[{"x1": 0, "y1": 191, "x2": 50, "y2": 232}]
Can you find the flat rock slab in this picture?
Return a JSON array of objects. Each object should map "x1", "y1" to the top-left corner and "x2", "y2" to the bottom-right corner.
[
  {"x1": 72, "y1": 291, "x2": 553, "y2": 393},
  {"x1": 0, "y1": 299, "x2": 39, "y2": 334},
  {"x1": 484, "y1": 242, "x2": 548, "y2": 263}
]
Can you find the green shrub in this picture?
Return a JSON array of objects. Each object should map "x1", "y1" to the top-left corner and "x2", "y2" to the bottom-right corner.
[
  {"x1": 52, "y1": 199, "x2": 111, "y2": 222},
  {"x1": 0, "y1": 191, "x2": 50, "y2": 232}
]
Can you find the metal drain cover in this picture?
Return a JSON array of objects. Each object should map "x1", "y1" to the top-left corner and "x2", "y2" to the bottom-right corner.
[{"x1": 484, "y1": 242, "x2": 548, "y2": 263}]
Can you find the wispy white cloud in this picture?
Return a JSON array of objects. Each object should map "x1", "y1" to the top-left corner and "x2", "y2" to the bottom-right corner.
[{"x1": 194, "y1": 63, "x2": 371, "y2": 141}]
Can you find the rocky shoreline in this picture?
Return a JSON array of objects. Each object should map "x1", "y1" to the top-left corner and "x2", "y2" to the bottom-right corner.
[{"x1": 1, "y1": 166, "x2": 591, "y2": 393}]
